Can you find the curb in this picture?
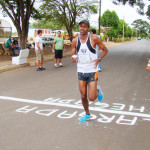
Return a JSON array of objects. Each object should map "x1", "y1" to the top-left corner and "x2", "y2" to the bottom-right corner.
[
  {"x1": 0, "y1": 40, "x2": 135, "y2": 73},
  {"x1": 0, "y1": 51, "x2": 72, "y2": 73}
]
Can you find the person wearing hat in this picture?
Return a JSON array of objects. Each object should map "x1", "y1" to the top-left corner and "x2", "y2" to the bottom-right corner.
[{"x1": 71, "y1": 20, "x2": 108, "y2": 123}]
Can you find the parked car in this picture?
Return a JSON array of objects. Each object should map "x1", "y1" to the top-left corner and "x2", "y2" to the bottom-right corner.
[
  {"x1": 32, "y1": 37, "x2": 54, "y2": 47},
  {"x1": 137, "y1": 37, "x2": 141, "y2": 40}
]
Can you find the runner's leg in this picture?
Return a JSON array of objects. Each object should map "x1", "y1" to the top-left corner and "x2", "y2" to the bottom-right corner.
[
  {"x1": 88, "y1": 81, "x2": 99, "y2": 101},
  {"x1": 78, "y1": 80, "x2": 90, "y2": 115}
]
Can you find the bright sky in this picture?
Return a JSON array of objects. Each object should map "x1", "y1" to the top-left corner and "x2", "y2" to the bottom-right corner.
[
  {"x1": 90, "y1": 0, "x2": 150, "y2": 28},
  {"x1": 0, "y1": 0, "x2": 149, "y2": 32}
]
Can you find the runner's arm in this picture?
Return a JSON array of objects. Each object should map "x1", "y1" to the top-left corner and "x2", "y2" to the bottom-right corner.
[
  {"x1": 71, "y1": 37, "x2": 77, "y2": 63},
  {"x1": 96, "y1": 37, "x2": 108, "y2": 60}
]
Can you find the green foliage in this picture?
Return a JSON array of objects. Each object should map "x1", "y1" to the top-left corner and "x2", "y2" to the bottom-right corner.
[
  {"x1": 124, "y1": 37, "x2": 130, "y2": 41},
  {"x1": 148, "y1": 34, "x2": 150, "y2": 38},
  {"x1": 107, "y1": 27, "x2": 118, "y2": 38},
  {"x1": 117, "y1": 19, "x2": 128, "y2": 35},
  {"x1": 111, "y1": 11, "x2": 119, "y2": 28},
  {"x1": 113, "y1": 38, "x2": 130, "y2": 42},
  {"x1": 39, "y1": 0, "x2": 98, "y2": 41},
  {"x1": 132, "y1": 19, "x2": 149, "y2": 37},
  {"x1": 132, "y1": 28, "x2": 137, "y2": 37},
  {"x1": 100, "y1": 33, "x2": 105, "y2": 41},
  {"x1": 125, "y1": 26, "x2": 132, "y2": 38},
  {"x1": 131, "y1": 38, "x2": 137, "y2": 40},
  {"x1": 30, "y1": 20, "x2": 63, "y2": 29},
  {"x1": 101, "y1": 10, "x2": 119, "y2": 29},
  {"x1": 101, "y1": 10, "x2": 112, "y2": 27},
  {"x1": 146, "y1": 5, "x2": 150, "y2": 20},
  {"x1": 0, "y1": 0, "x2": 36, "y2": 48}
]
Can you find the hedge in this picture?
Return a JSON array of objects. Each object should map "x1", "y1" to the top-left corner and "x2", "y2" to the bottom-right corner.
[{"x1": 113, "y1": 38, "x2": 130, "y2": 43}]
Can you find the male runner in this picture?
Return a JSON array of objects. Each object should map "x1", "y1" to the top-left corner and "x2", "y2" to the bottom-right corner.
[{"x1": 71, "y1": 20, "x2": 108, "y2": 123}]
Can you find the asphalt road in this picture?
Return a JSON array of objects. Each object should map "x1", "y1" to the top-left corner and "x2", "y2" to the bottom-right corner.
[{"x1": 0, "y1": 40, "x2": 150, "y2": 150}]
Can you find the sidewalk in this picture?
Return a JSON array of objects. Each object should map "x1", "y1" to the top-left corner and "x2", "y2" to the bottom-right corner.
[{"x1": 0, "y1": 41, "x2": 126, "y2": 73}]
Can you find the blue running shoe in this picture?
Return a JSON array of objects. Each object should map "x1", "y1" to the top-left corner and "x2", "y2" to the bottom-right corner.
[
  {"x1": 80, "y1": 114, "x2": 91, "y2": 123},
  {"x1": 97, "y1": 86, "x2": 103, "y2": 101}
]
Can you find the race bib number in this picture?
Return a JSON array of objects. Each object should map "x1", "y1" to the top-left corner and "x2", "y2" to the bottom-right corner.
[{"x1": 78, "y1": 54, "x2": 91, "y2": 64}]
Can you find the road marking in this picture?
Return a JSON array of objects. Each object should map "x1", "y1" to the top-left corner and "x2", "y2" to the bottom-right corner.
[{"x1": 0, "y1": 96, "x2": 150, "y2": 118}]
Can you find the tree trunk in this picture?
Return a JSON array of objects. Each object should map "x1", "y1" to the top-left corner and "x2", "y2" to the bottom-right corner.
[
  {"x1": 17, "y1": 29, "x2": 28, "y2": 49},
  {"x1": 67, "y1": 28, "x2": 73, "y2": 42}
]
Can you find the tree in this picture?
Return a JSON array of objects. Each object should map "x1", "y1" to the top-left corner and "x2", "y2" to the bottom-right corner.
[
  {"x1": 111, "y1": 11, "x2": 119, "y2": 29},
  {"x1": 117, "y1": 19, "x2": 128, "y2": 36},
  {"x1": 146, "y1": 5, "x2": 150, "y2": 20},
  {"x1": 132, "y1": 28, "x2": 137, "y2": 37},
  {"x1": 39, "y1": 0, "x2": 98, "y2": 41},
  {"x1": 101, "y1": 10, "x2": 112, "y2": 27},
  {"x1": 101, "y1": 10, "x2": 119, "y2": 29},
  {"x1": 30, "y1": 20, "x2": 63, "y2": 30},
  {"x1": 0, "y1": 0, "x2": 37, "y2": 49},
  {"x1": 107, "y1": 27, "x2": 118, "y2": 38},
  {"x1": 132, "y1": 19, "x2": 149, "y2": 37},
  {"x1": 125, "y1": 26, "x2": 132, "y2": 38}
]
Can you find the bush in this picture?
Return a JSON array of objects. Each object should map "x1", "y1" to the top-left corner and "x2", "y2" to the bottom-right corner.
[
  {"x1": 113, "y1": 38, "x2": 130, "y2": 42},
  {"x1": 124, "y1": 38, "x2": 130, "y2": 41},
  {"x1": 113, "y1": 38, "x2": 122, "y2": 42},
  {"x1": 131, "y1": 38, "x2": 136, "y2": 41},
  {"x1": 100, "y1": 34, "x2": 105, "y2": 41}
]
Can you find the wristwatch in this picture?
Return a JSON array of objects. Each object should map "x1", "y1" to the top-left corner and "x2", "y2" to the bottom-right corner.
[{"x1": 99, "y1": 58, "x2": 102, "y2": 62}]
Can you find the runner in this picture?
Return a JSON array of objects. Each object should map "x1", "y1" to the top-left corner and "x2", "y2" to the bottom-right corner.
[{"x1": 71, "y1": 20, "x2": 108, "y2": 123}]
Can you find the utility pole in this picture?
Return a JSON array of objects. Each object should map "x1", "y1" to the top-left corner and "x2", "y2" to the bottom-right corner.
[
  {"x1": 98, "y1": 0, "x2": 101, "y2": 35},
  {"x1": 123, "y1": 16, "x2": 124, "y2": 42}
]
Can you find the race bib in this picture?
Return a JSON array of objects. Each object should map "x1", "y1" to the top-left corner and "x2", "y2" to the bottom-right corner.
[{"x1": 78, "y1": 54, "x2": 91, "y2": 64}]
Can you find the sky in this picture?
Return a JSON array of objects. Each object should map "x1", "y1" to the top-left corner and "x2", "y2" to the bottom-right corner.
[
  {"x1": 90, "y1": 0, "x2": 150, "y2": 28},
  {"x1": 0, "y1": 0, "x2": 149, "y2": 32}
]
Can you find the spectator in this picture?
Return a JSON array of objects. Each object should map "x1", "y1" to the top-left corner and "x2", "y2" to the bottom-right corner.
[
  {"x1": 6, "y1": 36, "x2": 16, "y2": 56},
  {"x1": 35, "y1": 29, "x2": 45, "y2": 71},
  {"x1": 52, "y1": 31, "x2": 66, "y2": 68},
  {"x1": 13, "y1": 37, "x2": 21, "y2": 54}
]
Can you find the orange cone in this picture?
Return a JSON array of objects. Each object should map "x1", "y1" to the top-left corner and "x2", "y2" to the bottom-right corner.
[{"x1": 146, "y1": 59, "x2": 150, "y2": 70}]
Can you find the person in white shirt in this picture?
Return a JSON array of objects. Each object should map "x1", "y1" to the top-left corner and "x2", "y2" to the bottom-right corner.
[
  {"x1": 35, "y1": 30, "x2": 45, "y2": 71},
  {"x1": 71, "y1": 20, "x2": 108, "y2": 123}
]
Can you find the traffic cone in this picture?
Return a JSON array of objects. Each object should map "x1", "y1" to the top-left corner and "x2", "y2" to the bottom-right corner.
[{"x1": 146, "y1": 59, "x2": 150, "y2": 70}]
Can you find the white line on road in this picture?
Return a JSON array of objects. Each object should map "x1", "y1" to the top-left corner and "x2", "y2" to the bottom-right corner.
[{"x1": 0, "y1": 96, "x2": 150, "y2": 118}]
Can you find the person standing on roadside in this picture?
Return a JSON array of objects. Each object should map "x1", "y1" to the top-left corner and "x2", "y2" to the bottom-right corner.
[
  {"x1": 52, "y1": 31, "x2": 66, "y2": 68},
  {"x1": 35, "y1": 29, "x2": 45, "y2": 71},
  {"x1": 71, "y1": 20, "x2": 108, "y2": 123}
]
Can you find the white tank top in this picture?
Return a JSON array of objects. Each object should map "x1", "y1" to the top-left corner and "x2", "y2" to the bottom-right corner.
[{"x1": 76, "y1": 34, "x2": 98, "y2": 73}]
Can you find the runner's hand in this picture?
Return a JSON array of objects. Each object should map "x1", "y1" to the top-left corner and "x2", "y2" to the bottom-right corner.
[
  {"x1": 71, "y1": 56, "x2": 77, "y2": 63},
  {"x1": 92, "y1": 59, "x2": 99, "y2": 69}
]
